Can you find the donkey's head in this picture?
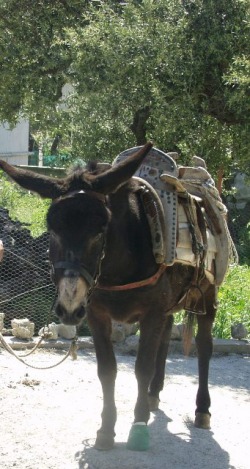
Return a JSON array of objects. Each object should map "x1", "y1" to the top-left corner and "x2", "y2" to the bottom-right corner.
[
  {"x1": 0, "y1": 143, "x2": 153, "y2": 325},
  {"x1": 48, "y1": 190, "x2": 109, "y2": 324}
]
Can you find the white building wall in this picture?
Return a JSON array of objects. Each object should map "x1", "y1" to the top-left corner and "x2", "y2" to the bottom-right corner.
[{"x1": 0, "y1": 119, "x2": 29, "y2": 165}]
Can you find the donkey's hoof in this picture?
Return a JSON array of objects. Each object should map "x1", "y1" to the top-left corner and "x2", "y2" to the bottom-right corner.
[
  {"x1": 195, "y1": 412, "x2": 211, "y2": 429},
  {"x1": 126, "y1": 423, "x2": 149, "y2": 451},
  {"x1": 94, "y1": 430, "x2": 115, "y2": 450},
  {"x1": 148, "y1": 395, "x2": 160, "y2": 411}
]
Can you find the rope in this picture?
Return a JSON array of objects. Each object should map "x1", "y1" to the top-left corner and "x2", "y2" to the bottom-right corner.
[
  {"x1": 14, "y1": 335, "x2": 45, "y2": 357},
  {"x1": 0, "y1": 291, "x2": 78, "y2": 369},
  {"x1": 0, "y1": 283, "x2": 54, "y2": 305},
  {"x1": 2, "y1": 246, "x2": 49, "y2": 274},
  {"x1": 0, "y1": 331, "x2": 78, "y2": 369}
]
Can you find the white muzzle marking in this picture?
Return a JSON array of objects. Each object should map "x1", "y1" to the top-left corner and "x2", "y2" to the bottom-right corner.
[{"x1": 58, "y1": 277, "x2": 88, "y2": 313}]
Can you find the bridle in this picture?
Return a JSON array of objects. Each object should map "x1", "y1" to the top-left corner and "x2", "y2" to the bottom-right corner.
[
  {"x1": 52, "y1": 260, "x2": 97, "y2": 288},
  {"x1": 51, "y1": 230, "x2": 107, "y2": 301}
]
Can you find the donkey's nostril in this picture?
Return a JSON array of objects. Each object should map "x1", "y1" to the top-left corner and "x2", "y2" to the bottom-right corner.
[
  {"x1": 55, "y1": 303, "x2": 85, "y2": 325},
  {"x1": 76, "y1": 306, "x2": 85, "y2": 319},
  {"x1": 56, "y1": 305, "x2": 64, "y2": 318}
]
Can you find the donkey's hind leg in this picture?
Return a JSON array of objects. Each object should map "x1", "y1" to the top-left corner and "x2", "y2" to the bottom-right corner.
[
  {"x1": 195, "y1": 284, "x2": 217, "y2": 429},
  {"x1": 148, "y1": 314, "x2": 174, "y2": 411}
]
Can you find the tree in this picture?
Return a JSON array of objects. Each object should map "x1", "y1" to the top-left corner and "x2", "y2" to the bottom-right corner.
[
  {"x1": 0, "y1": 0, "x2": 90, "y2": 122},
  {"x1": 0, "y1": 0, "x2": 249, "y2": 176}
]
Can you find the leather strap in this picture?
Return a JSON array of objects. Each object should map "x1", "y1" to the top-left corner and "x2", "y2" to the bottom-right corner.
[{"x1": 97, "y1": 264, "x2": 166, "y2": 291}]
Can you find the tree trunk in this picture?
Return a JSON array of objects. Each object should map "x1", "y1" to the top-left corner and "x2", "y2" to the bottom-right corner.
[
  {"x1": 50, "y1": 135, "x2": 61, "y2": 155},
  {"x1": 130, "y1": 107, "x2": 150, "y2": 145},
  {"x1": 216, "y1": 167, "x2": 224, "y2": 195}
]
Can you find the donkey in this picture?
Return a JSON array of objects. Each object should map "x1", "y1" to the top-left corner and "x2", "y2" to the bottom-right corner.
[{"x1": 0, "y1": 143, "x2": 218, "y2": 451}]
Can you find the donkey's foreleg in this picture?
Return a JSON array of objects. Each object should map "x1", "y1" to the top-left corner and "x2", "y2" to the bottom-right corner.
[
  {"x1": 195, "y1": 285, "x2": 217, "y2": 429},
  {"x1": 148, "y1": 314, "x2": 173, "y2": 411},
  {"x1": 127, "y1": 314, "x2": 165, "y2": 451},
  {"x1": 88, "y1": 313, "x2": 117, "y2": 450}
]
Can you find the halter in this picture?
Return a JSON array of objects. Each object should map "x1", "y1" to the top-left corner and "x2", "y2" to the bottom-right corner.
[
  {"x1": 51, "y1": 230, "x2": 107, "y2": 301},
  {"x1": 50, "y1": 189, "x2": 108, "y2": 296},
  {"x1": 52, "y1": 249, "x2": 166, "y2": 297},
  {"x1": 53, "y1": 260, "x2": 96, "y2": 288}
]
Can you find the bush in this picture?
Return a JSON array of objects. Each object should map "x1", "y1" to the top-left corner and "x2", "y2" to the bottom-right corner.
[
  {"x1": 174, "y1": 265, "x2": 250, "y2": 339},
  {"x1": 214, "y1": 265, "x2": 250, "y2": 339},
  {"x1": 0, "y1": 175, "x2": 49, "y2": 237}
]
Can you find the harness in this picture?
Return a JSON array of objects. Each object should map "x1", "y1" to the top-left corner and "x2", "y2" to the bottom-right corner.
[
  {"x1": 52, "y1": 243, "x2": 166, "y2": 294},
  {"x1": 97, "y1": 263, "x2": 166, "y2": 291},
  {"x1": 53, "y1": 260, "x2": 96, "y2": 288}
]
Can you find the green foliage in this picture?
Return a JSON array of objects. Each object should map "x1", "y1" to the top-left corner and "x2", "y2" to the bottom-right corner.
[
  {"x1": 0, "y1": 0, "x2": 88, "y2": 123},
  {"x1": 0, "y1": 175, "x2": 49, "y2": 237},
  {"x1": 214, "y1": 265, "x2": 250, "y2": 339},
  {"x1": 0, "y1": 0, "x2": 250, "y2": 173},
  {"x1": 43, "y1": 153, "x2": 72, "y2": 168},
  {"x1": 236, "y1": 223, "x2": 250, "y2": 264},
  {"x1": 174, "y1": 265, "x2": 250, "y2": 339}
]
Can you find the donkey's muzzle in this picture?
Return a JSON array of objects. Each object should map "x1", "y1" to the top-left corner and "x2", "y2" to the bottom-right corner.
[{"x1": 55, "y1": 303, "x2": 86, "y2": 326}]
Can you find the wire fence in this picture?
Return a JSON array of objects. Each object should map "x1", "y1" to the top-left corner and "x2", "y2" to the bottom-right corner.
[
  {"x1": 0, "y1": 207, "x2": 57, "y2": 334},
  {"x1": 0, "y1": 175, "x2": 249, "y2": 337}
]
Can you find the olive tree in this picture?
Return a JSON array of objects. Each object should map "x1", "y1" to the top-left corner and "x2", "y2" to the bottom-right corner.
[{"x1": 0, "y1": 0, "x2": 249, "y2": 175}]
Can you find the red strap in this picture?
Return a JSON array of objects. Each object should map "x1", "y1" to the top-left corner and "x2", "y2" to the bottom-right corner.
[{"x1": 97, "y1": 264, "x2": 166, "y2": 291}]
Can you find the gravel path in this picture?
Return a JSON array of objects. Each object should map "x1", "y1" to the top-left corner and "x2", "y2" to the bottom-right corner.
[{"x1": 0, "y1": 348, "x2": 249, "y2": 469}]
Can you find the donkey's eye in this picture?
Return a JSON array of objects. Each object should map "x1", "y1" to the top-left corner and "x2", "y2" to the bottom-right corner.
[{"x1": 88, "y1": 233, "x2": 103, "y2": 251}]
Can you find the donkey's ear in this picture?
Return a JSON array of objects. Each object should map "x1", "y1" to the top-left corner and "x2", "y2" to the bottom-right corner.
[
  {"x1": 0, "y1": 160, "x2": 68, "y2": 199},
  {"x1": 90, "y1": 142, "x2": 153, "y2": 194}
]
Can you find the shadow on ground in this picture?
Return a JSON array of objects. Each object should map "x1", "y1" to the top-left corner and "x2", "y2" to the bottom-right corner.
[
  {"x1": 76, "y1": 409, "x2": 234, "y2": 469},
  {"x1": 111, "y1": 352, "x2": 250, "y2": 392}
]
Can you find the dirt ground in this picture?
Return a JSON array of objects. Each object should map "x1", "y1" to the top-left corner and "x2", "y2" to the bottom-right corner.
[{"x1": 0, "y1": 347, "x2": 249, "y2": 469}]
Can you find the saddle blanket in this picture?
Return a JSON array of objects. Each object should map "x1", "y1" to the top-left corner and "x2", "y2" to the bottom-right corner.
[{"x1": 114, "y1": 146, "x2": 237, "y2": 286}]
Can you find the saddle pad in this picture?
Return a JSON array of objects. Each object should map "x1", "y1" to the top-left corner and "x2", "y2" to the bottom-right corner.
[{"x1": 114, "y1": 146, "x2": 178, "y2": 264}]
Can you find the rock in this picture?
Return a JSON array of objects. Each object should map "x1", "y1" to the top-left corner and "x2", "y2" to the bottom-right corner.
[
  {"x1": 123, "y1": 323, "x2": 139, "y2": 336},
  {"x1": 171, "y1": 324, "x2": 182, "y2": 340},
  {"x1": 231, "y1": 322, "x2": 248, "y2": 340},
  {"x1": 11, "y1": 318, "x2": 35, "y2": 339},
  {"x1": 38, "y1": 323, "x2": 76, "y2": 340},
  {"x1": 123, "y1": 335, "x2": 139, "y2": 354},
  {"x1": 57, "y1": 324, "x2": 76, "y2": 340},
  {"x1": 1, "y1": 328, "x2": 12, "y2": 336},
  {"x1": 111, "y1": 321, "x2": 140, "y2": 343},
  {"x1": 38, "y1": 322, "x2": 59, "y2": 340},
  {"x1": 111, "y1": 323, "x2": 126, "y2": 343}
]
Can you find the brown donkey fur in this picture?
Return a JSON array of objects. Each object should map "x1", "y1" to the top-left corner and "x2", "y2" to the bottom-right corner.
[{"x1": 0, "y1": 143, "x2": 217, "y2": 450}]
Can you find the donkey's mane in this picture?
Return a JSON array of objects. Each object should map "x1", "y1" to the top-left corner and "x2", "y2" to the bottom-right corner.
[{"x1": 85, "y1": 161, "x2": 100, "y2": 174}]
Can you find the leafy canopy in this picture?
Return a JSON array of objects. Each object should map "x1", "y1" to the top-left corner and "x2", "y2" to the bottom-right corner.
[{"x1": 0, "y1": 0, "x2": 249, "y2": 174}]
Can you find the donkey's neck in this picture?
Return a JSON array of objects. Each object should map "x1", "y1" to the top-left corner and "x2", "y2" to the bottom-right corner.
[{"x1": 99, "y1": 186, "x2": 157, "y2": 286}]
